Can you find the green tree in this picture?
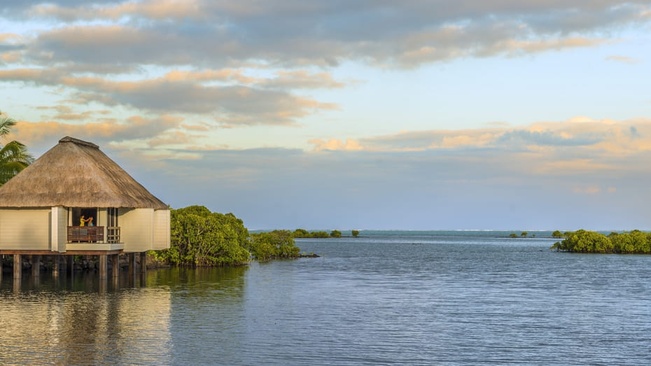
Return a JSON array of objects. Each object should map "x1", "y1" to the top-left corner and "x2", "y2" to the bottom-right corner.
[
  {"x1": 352, "y1": 230, "x2": 360, "y2": 237},
  {"x1": 155, "y1": 205, "x2": 250, "y2": 266},
  {"x1": 330, "y1": 230, "x2": 342, "y2": 238},
  {"x1": 248, "y1": 230, "x2": 300, "y2": 261},
  {"x1": 310, "y1": 231, "x2": 330, "y2": 238},
  {"x1": 292, "y1": 228, "x2": 310, "y2": 238},
  {"x1": 0, "y1": 112, "x2": 33, "y2": 185},
  {"x1": 521, "y1": 231, "x2": 528, "y2": 237},
  {"x1": 609, "y1": 232, "x2": 635, "y2": 254},
  {"x1": 553, "y1": 230, "x2": 613, "y2": 253},
  {"x1": 552, "y1": 230, "x2": 563, "y2": 238}
]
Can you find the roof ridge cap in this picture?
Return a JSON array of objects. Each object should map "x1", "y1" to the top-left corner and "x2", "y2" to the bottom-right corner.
[{"x1": 59, "y1": 136, "x2": 99, "y2": 149}]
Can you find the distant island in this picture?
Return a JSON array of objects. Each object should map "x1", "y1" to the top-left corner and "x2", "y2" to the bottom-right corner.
[{"x1": 291, "y1": 229, "x2": 359, "y2": 238}]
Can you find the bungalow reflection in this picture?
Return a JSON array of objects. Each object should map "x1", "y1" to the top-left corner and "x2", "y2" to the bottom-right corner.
[{"x1": 0, "y1": 272, "x2": 172, "y2": 365}]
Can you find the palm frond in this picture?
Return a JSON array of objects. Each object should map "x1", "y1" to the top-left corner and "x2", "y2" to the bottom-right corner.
[
  {"x1": 0, "y1": 113, "x2": 17, "y2": 138},
  {"x1": 0, "y1": 140, "x2": 34, "y2": 185}
]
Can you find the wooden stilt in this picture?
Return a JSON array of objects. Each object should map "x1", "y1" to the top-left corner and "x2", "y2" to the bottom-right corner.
[
  {"x1": 112, "y1": 254, "x2": 120, "y2": 278},
  {"x1": 32, "y1": 255, "x2": 41, "y2": 277},
  {"x1": 140, "y1": 252, "x2": 147, "y2": 274},
  {"x1": 99, "y1": 276, "x2": 107, "y2": 294},
  {"x1": 13, "y1": 276, "x2": 21, "y2": 293},
  {"x1": 13, "y1": 254, "x2": 21, "y2": 281},
  {"x1": 52, "y1": 255, "x2": 60, "y2": 278},
  {"x1": 112, "y1": 268, "x2": 120, "y2": 289},
  {"x1": 128, "y1": 253, "x2": 136, "y2": 277},
  {"x1": 99, "y1": 255, "x2": 108, "y2": 280},
  {"x1": 127, "y1": 253, "x2": 137, "y2": 286},
  {"x1": 0, "y1": 255, "x2": 3, "y2": 281}
]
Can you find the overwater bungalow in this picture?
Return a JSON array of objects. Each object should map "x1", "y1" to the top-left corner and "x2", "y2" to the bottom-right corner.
[{"x1": 0, "y1": 136, "x2": 170, "y2": 280}]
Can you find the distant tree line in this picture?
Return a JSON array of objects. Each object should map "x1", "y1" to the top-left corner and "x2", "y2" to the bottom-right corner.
[
  {"x1": 509, "y1": 231, "x2": 531, "y2": 238},
  {"x1": 508, "y1": 230, "x2": 565, "y2": 239},
  {"x1": 292, "y1": 229, "x2": 360, "y2": 238},
  {"x1": 551, "y1": 229, "x2": 651, "y2": 254}
]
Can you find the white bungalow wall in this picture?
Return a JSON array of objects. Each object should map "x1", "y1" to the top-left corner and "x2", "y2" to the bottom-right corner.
[
  {"x1": 152, "y1": 209, "x2": 171, "y2": 250},
  {"x1": 119, "y1": 208, "x2": 156, "y2": 252},
  {"x1": 0, "y1": 208, "x2": 50, "y2": 250},
  {"x1": 51, "y1": 206, "x2": 67, "y2": 252}
]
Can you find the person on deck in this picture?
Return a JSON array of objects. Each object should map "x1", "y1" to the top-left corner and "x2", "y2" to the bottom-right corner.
[{"x1": 80, "y1": 215, "x2": 87, "y2": 226}]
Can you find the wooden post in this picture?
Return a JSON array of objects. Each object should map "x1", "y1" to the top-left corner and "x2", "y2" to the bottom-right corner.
[
  {"x1": 112, "y1": 268, "x2": 120, "y2": 289},
  {"x1": 112, "y1": 254, "x2": 120, "y2": 278},
  {"x1": 32, "y1": 255, "x2": 41, "y2": 277},
  {"x1": 128, "y1": 253, "x2": 136, "y2": 277},
  {"x1": 0, "y1": 255, "x2": 3, "y2": 281},
  {"x1": 13, "y1": 275, "x2": 21, "y2": 293},
  {"x1": 140, "y1": 252, "x2": 147, "y2": 274},
  {"x1": 13, "y1": 254, "x2": 21, "y2": 281},
  {"x1": 99, "y1": 255, "x2": 108, "y2": 280},
  {"x1": 99, "y1": 276, "x2": 107, "y2": 294},
  {"x1": 127, "y1": 253, "x2": 137, "y2": 286}
]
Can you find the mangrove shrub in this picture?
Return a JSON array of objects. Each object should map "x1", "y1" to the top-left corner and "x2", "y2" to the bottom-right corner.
[
  {"x1": 292, "y1": 228, "x2": 358, "y2": 238},
  {"x1": 247, "y1": 230, "x2": 300, "y2": 261},
  {"x1": 152, "y1": 205, "x2": 250, "y2": 266},
  {"x1": 551, "y1": 229, "x2": 651, "y2": 254}
]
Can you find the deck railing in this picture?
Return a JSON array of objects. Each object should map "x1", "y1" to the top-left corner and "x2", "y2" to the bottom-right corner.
[
  {"x1": 67, "y1": 226, "x2": 121, "y2": 243},
  {"x1": 107, "y1": 226, "x2": 121, "y2": 243}
]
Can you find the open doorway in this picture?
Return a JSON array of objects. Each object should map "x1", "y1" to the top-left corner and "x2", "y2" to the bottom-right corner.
[{"x1": 72, "y1": 207, "x2": 97, "y2": 226}]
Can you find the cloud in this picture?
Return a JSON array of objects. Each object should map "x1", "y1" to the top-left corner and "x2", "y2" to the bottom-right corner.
[
  {"x1": 605, "y1": 55, "x2": 639, "y2": 64},
  {"x1": 262, "y1": 71, "x2": 347, "y2": 89},
  {"x1": 29, "y1": 0, "x2": 204, "y2": 21},
  {"x1": 2, "y1": 0, "x2": 649, "y2": 138},
  {"x1": 309, "y1": 138, "x2": 362, "y2": 152},
  {"x1": 12, "y1": 113, "x2": 651, "y2": 230},
  {"x1": 2, "y1": 1, "x2": 647, "y2": 69},
  {"x1": 13, "y1": 114, "x2": 182, "y2": 149},
  {"x1": 127, "y1": 133, "x2": 651, "y2": 229},
  {"x1": 0, "y1": 67, "x2": 338, "y2": 126},
  {"x1": 573, "y1": 185, "x2": 617, "y2": 195},
  {"x1": 305, "y1": 117, "x2": 651, "y2": 157}
]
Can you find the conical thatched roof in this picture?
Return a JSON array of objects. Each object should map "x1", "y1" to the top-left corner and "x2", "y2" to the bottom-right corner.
[{"x1": 0, "y1": 136, "x2": 168, "y2": 209}]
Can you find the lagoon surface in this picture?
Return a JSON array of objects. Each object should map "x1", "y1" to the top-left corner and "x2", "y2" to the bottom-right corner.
[{"x1": 2, "y1": 231, "x2": 651, "y2": 365}]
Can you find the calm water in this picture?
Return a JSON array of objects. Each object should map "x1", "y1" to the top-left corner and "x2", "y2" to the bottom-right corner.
[{"x1": 2, "y1": 231, "x2": 651, "y2": 365}]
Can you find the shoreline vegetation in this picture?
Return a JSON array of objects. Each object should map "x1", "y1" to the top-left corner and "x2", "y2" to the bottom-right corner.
[
  {"x1": 550, "y1": 229, "x2": 651, "y2": 254},
  {"x1": 149, "y1": 205, "x2": 302, "y2": 267},
  {"x1": 151, "y1": 209, "x2": 651, "y2": 267},
  {"x1": 149, "y1": 205, "x2": 358, "y2": 267}
]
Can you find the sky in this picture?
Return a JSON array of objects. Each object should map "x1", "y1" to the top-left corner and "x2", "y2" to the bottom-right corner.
[{"x1": 1, "y1": 0, "x2": 651, "y2": 231}]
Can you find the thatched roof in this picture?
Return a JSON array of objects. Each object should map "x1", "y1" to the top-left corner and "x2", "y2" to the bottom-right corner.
[{"x1": 0, "y1": 136, "x2": 168, "y2": 209}]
